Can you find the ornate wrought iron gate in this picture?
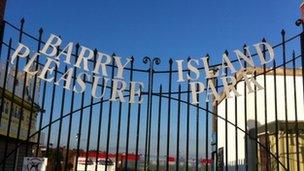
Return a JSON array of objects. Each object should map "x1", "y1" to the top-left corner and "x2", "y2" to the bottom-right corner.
[{"x1": 0, "y1": 18, "x2": 303, "y2": 171}]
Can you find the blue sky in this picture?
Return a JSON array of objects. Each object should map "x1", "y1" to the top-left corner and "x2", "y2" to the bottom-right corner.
[{"x1": 3, "y1": 0, "x2": 304, "y2": 159}]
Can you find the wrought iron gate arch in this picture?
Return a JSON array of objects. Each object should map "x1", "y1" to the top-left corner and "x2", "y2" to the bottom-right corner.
[
  {"x1": 0, "y1": 18, "x2": 303, "y2": 171},
  {"x1": 0, "y1": 72, "x2": 295, "y2": 171}
]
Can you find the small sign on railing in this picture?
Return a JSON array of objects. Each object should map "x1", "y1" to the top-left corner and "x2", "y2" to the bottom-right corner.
[{"x1": 22, "y1": 157, "x2": 47, "y2": 171}]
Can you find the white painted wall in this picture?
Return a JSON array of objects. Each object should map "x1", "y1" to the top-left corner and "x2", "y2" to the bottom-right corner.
[{"x1": 216, "y1": 72, "x2": 304, "y2": 170}]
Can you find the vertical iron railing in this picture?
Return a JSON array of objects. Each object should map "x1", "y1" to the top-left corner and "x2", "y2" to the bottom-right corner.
[
  {"x1": 124, "y1": 56, "x2": 134, "y2": 170},
  {"x1": 262, "y1": 38, "x2": 269, "y2": 171},
  {"x1": 176, "y1": 85, "x2": 181, "y2": 171},
  {"x1": 84, "y1": 49, "x2": 98, "y2": 171},
  {"x1": 156, "y1": 85, "x2": 162, "y2": 171},
  {"x1": 105, "y1": 55, "x2": 115, "y2": 171},
  {"x1": 186, "y1": 57, "x2": 190, "y2": 171},
  {"x1": 282, "y1": 29, "x2": 290, "y2": 171},
  {"x1": 2, "y1": 18, "x2": 24, "y2": 170},
  {"x1": 143, "y1": 57, "x2": 160, "y2": 170},
  {"x1": 0, "y1": 38, "x2": 10, "y2": 170},
  {"x1": 166, "y1": 59, "x2": 173, "y2": 171},
  {"x1": 95, "y1": 77, "x2": 105, "y2": 171},
  {"x1": 243, "y1": 44, "x2": 249, "y2": 171},
  {"x1": 74, "y1": 43, "x2": 86, "y2": 171},
  {"x1": 64, "y1": 43, "x2": 79, "y2": 171},
  {"x1": 224, "y1": 52, "x2": 229, "y2": 171},
  {"x1": 205, "y1": 57, "x2": 210, "y2": 171}
]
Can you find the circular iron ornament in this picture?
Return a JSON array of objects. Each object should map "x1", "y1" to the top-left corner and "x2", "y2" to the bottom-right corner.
[
  {"x1": 142, "y1": 56, "x2": 150, "y2": 64},
  {"x1": 153, "y1": 58, "x2": 161, "y2": 65},
  {"x1": 142, "y1": 56, "x2": 161, "y2": 68}
]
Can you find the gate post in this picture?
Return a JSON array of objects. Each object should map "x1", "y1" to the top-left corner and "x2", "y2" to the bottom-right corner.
[
  {"x1": 296, "y1": 2, "x2": 304, "y2": 103},
  {"x1": 0, "y1": 0, "x2": 6, "y2": 54}
]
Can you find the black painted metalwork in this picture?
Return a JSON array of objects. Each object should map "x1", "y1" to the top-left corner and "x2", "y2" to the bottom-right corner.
[
  {"x1": 2, "y1": 18, "x2": 24, "y2": 170},
  {"x1": 156, "y1": 85, "x2": 162, "y2": 171},
  {"x1": 0, "y1": 18, "x2": 302, "y2": 171},
  {"x1": 64, "y1": 43, "x2": 79, "y2": 171},
  {"x1": 176, "y1": 85, "x2": 181, "y2": 171},
  {"x1": 166, "y1": 59, "x2": 173, "y2": 171},
  {"x1": 143, "y1": 56, "x2": 160, "y2": 170},
  {"x1": 124, "y1": 56, "x2": 134, "y2": 170}
]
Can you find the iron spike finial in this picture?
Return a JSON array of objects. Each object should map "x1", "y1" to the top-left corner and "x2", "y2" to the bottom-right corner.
[
  {"x1": 130, "y1": 56, "x2": 134, "y2": 62},
  {"x1": 20, "y1": 18, "x2": 25, "y2": 24},
  {"x1": 281, "y1": 29, "x2": 286, "y2": 35},
  {"x1": 206, "y1": 54, "x2": 210, "y2": 63},
  {"x1": 206, "y1": 54, "x2": 210, "y2": 60},
  {"x1": 224, "y1": 50, "x2": 229, "y2": 55},
  {"x1": 93, "y1": 49, "x2": 98, "y2": 55},
  {"x1": 39, "y1": 27, "x2": 43, "y2": 33},
  {"x1": 169, "y1": 58, "x2": 173, "y2": 65},
  {"x1": 262, "y1": 38, "x2": 266, "y2": 42},
  {"x1": 243, "y1": 43, "x2": 247, "y2": 49}
]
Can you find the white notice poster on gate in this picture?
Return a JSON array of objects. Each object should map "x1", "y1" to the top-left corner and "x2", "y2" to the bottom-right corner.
[{"x1": 22, "y1": 157, "x2": 47, "y2": 171}]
